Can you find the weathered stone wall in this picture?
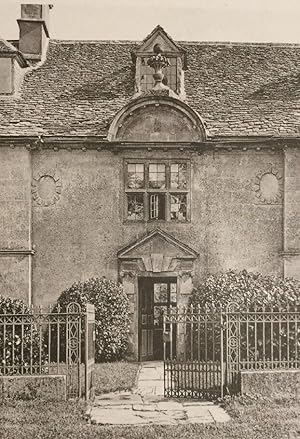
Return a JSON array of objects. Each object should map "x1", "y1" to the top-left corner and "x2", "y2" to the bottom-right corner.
[
  {"x1": 284, "y1": 148, "x2": 300, "y2": 278},
  {"x1": 28, "y1": 146, "x2": 285, "y2": 305},
  {"x1": 0, "y1": 141, "x2": 298, "y2": 360},
  {"x1": 0, "y1": 146, "x2": 31, "y2": 249},
  {"x1": 0, "y1": 375, "x2": 66, "y2": 401},
  {"x1": 0, "y1": 141, "x2": 298, "y2": 308},
  {"x1": 241, "y1": 370, "x2": 300, "y2": 399},
  {"x1": 0, "y1": 146, "x2": 31, "y2": 302},
  {"x1": 31, "y1": 148, "x2": 122, "y2": 305},
  {"x1": 192, "y1": 148, "x2": 284, "y2": 278}
]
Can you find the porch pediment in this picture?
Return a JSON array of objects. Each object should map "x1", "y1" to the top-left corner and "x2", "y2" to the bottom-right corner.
[{"x1": 118, "y1": 229, "x2": 198, "y2": 273}]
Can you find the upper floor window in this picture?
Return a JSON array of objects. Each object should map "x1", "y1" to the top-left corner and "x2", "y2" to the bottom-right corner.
[{"x1": 125, "y1": 160, "x2": 190, "y2": 222}]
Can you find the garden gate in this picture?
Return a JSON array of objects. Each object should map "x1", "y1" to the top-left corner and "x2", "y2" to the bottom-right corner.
[
  {"x1": 163, "y1": 303, "x2": 300, "y2": 399},
  {"x1": 163, "y1": 305, "x2": 225, "y2": 399}
]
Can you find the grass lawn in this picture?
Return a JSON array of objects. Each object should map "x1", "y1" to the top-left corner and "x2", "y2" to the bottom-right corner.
[
  {"x1": 1, "y1": 363, "x2": 300, "y2": 438},
  {"x1": 1, "y1": 396, "x2": 300, "y2": 439},
  {"x1": 93, "y1": 361, "x2": 140, "y2": 395}
]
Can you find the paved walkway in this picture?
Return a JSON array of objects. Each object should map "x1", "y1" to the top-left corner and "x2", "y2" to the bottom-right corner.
[{"x1": 90, "y1": 361, "x2": 231, "y2": 426}]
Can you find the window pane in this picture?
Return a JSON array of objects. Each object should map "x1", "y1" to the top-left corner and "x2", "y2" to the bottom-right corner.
[
  {"x1": 171, "y1": 163, "x2": 187, "y2": 189},
  {"x1": 154, "y1": 283, "x2": 168, "y2": 303},
  {"x1": 170, "y1": 283, "x2": 177, "y2": 303},
  {"x1": 127, "y1": 194, "x2": 144, "y2": 220},
  {"x1": 149, "y1": 163, "x2": 166, "y2": 189},
  {"x1": 154, "y1": 305, "x2": 168, "y2": 327},
  {"x1": 127, "y1": 163, "x2": 144, "y2": 189},
  {"x1": 140, "y1": 58, "x2": 177, "y2": 92},
  {"x1": 170, "y1": 194, "x2": 187, "y2": 221},
  {"x1": 149, "y1": 193, "x2": 165, "y2": 220}
]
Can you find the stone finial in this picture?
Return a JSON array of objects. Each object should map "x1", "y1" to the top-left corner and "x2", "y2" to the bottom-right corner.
[{"x1": 147, "y1": 43, "x2": 170, "y2": 91}]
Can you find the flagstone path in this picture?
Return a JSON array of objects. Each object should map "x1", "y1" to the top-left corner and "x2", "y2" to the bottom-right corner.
[{"x1": 90, "y1": 361, "x2": 231, "y2": 426}]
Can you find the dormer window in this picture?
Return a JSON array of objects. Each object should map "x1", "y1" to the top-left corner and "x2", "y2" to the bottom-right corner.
[
  {"x1": 133, "y1": 25, "x2": 186, "y2": 98},
  {"x1": 0, "y1": 38, "x2": 28, "y2": 95},
  {"x1": 140, "y1": 56, "x2": 179, "y2": 92}
]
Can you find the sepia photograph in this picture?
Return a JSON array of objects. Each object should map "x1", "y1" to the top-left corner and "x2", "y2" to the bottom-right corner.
[{"x1": 0, "y1": 0, "x2": 300, "y2": 437}]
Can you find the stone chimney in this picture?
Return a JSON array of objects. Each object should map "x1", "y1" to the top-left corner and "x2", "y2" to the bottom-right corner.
[{"x1": 18, "y1": 4, "x2": 53, "y2": 61}]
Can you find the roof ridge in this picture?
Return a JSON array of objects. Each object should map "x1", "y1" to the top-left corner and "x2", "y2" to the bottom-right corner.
[
  {"x1": 49, "y1": 38, "x2": 300, "y2": 48},
  {"x1": 179, "y1": 40, "x2": 300, "y2": 47},
  {"x1": 50, "y1": 39, "x2": 140, "y2": 45}
]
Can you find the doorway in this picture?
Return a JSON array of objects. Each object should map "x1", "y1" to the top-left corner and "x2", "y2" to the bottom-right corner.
[{"x1": 138, "y1": 277, "x2": 177, "y2": 361}]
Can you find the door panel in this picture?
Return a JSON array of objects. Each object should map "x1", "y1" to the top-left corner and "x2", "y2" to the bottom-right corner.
[
  {"x1": 139, "y1": 278, "x2": 154, "y2": 361},
  {"x1": 148, "y1": 330, "x2": 153, "y2": 356},
  {"x1": 141, "y1": 329, "x2": 147, "y2": 357},
  {"x1": 139, "y1": 277, "x2": 177, "y2": 361}
]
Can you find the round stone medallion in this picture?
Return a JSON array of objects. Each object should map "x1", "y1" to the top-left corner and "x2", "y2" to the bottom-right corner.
[
  {"x1": 254, "y1": 166, "x2": 283, "y2": 204},
  {"x1": 32, "y1": 170, "x2": 62, "y2": 206}
]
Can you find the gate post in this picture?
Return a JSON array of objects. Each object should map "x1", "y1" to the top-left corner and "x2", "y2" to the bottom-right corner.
[
  {"x1": 226, "y1": 302, "x2": 240, "y2": 394},
  {"x1": 220, "y1": 305, "x2": 224, "y2": 399},
  {"x1": 84, "y1": 303, "x2": 95, "y2": 400},
  {"x1": 66, "y1": 302, "x2": 82, "y2": 398}
]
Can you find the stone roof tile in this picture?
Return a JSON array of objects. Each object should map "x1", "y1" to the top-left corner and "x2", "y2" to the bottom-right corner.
[{"x1": 0, "y1": 39, "x2": 300, "y2": 137}]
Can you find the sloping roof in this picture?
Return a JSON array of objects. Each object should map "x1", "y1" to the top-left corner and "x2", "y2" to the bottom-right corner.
[
  {"x1": 0, "y1": 37, "x2": 17, "y2": 53},
  {"x1": 0, "y1": 39, "x2": 300, "y2": 137}
]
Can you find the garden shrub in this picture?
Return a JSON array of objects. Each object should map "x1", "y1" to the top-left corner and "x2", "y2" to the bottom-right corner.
[
  {"x1": 191, "y1": 269, "x2": 300, "y2": 309},
  {"x1": 190, "y1": 270, "x2": 300, "y2": 363},
  {"x1": 56, "y1": 277, "x2": 130, "y2": 362},
  {"x1": 0, "y1": 296, "x2": 45, "y2": 373}
]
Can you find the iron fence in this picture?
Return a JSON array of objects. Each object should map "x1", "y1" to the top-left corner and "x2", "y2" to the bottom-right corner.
[
  {"x1": 0, "y1": 302, "x2": 95, "y2": 399},
  {"x1": 163, "y1": 303, "x2": 300, "y2": 399}
]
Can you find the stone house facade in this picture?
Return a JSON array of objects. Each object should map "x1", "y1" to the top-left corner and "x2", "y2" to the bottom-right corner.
[{"x1": 0, "y1": 4, "x2": 299, "y2": 360}]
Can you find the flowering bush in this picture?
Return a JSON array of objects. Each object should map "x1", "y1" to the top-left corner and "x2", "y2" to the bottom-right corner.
[
  {"x1": 191, "y1": 269, "x2": 300, "y2": 309},
  {"x1": 56, "y1": 277, "x2": 130, "y2": 362},
  {"x1": 0, "y1": 296, "x2": 44, "y2": 373}
]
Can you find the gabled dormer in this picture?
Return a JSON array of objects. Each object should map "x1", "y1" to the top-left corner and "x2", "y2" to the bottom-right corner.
[
  {"x1": 133, "y1": 25, "x2": 187, "y2": 98},
  {"x1": 0, "y1": 37, "x2": 28, "y2": 95}
]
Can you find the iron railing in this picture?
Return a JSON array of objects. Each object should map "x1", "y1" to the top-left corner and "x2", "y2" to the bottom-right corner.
[
  {"x1": 163, "y1": 303, "x2": 300, "y2": 399},
  {"x1": 0, "y1": 302, "x2": 95, "y2": 399}
]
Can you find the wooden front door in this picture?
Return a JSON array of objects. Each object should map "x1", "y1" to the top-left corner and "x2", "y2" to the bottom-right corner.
[{"x1": 139, "y1": 277, "x2": 177, "y2": 361}]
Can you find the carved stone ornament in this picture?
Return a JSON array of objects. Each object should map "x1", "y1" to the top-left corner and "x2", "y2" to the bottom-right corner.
[
  {"x1": 32, "y1": 170, "x2": 62, "y2": 206},
  {"x1": 119, "y1": 270, "x2": 136, "y2": 280},
  {"x1": 147, "y1": 44, "x2": 170, "y2": 91},
  {"x1": 254, "y1": 165, "x2": 283, "y2": 204},
  {"x1": 178, "y1": 271, "x2": 194, "y2": 281}
]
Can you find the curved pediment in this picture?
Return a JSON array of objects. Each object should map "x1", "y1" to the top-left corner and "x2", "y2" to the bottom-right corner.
[{"x1": 108, "y1": 95, "x2": 206, "y2": 142}]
